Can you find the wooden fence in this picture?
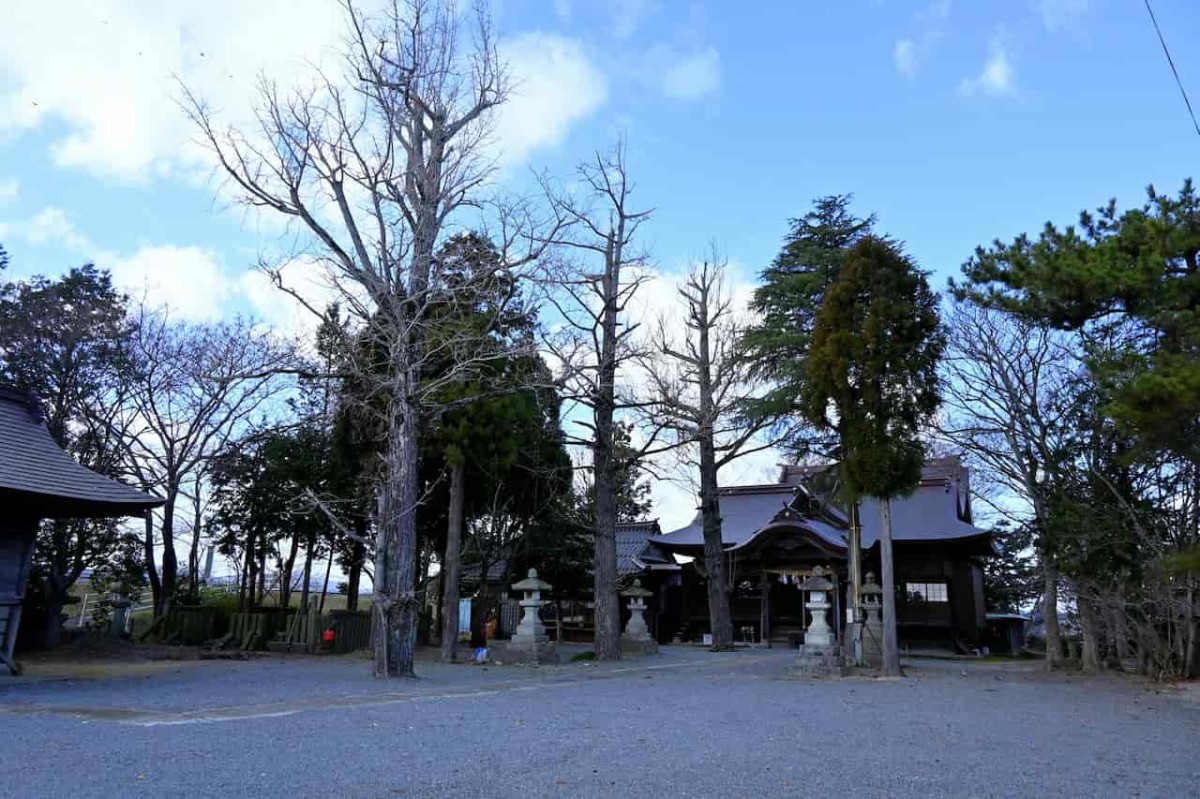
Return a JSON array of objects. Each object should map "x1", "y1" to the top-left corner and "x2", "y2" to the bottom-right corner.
[{"x1": 159, "y1": 606, "x2": 374, "y2": 654}]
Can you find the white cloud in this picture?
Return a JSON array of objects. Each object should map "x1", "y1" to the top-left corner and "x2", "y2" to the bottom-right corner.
[
  {"x1": 239, "y1": 257, "x2": 350, "y2": 344},
  {"x1": 1, "y1": 4, "x2": 606, "y2": 188},
  {"x1": 494, "y1": 33, "x2": 608, "y2": 167},
  {"x1": 110, "y1": 245, "x2": 232, "y2": 322},
  {"x1": 660, "y1": 47, "x2": 721, "y2": 101},
  {"x1": 892, "y1": 0, "x2": 951, "y2": 81},
  {"x1": 633, "y1": 45, "x2": 721, "y2": 102},
  {"x1": 960, "y1": 40, "x2": 1015, "y2": 97},
  {"x1": 0, "y1": 0, "x2": 351, "y2": 184},
  {"x1": 1036, "y1": 0, "x2": 1088, "y2": 33},
  {"x1": 23, "y1": 206, "x2": 90, "y2": 250},
  {"x1": 13, "y1": 205, "x2": 235, "y2": 321},
  {"x1": 894, "y1": 39, "x2": 918, "y2": 77},
  {"x1": 611, "y1": 0, "x2": 657, "y2": 40},
  {"x1": 0, "y1": 179, "x2": 17, "y2": 205}
]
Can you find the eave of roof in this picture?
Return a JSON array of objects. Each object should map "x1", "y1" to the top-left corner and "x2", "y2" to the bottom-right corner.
[{"x1": 0, "y1": 387, "x2": 164, "y2": 519}]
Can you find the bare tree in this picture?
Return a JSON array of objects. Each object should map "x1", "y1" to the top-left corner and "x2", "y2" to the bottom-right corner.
[
  {"x1": 115, "y1": 309, "x2": 296, "y2": 619},
  {"x1": 185, "y1": 0, "x2": 562, "y2": 676},
  {"x1": 646, "y1": 254, "x2": 774, "y2": 650},
  {"x1": 938, "y1": 303, "x2": 1080, "y2": 668},
  {"x1": 544, "y1": 142, "x2": 663, "y2": 661}
]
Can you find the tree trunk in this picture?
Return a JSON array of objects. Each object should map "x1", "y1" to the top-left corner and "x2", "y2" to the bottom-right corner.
[
  {"x1": 143, "y1": 513, "x2": 162, "y2": 617},
  {"x1": 694, "y1": 272, "x2": 735, "y2": 652},
  {"x1": 318, "y1": 548, "x2": 334, "y2": 615},
  {"x1": 280, "y1": 534, "x2": 300, "y2": 608},
  {"x1": 1185, "y1": 581, "x2": 1198, "y2": 679},
  {"x1": 41, "y1": 599, "x2": 65, "y2": 648},
  {"x1": 242, "y1": 535, "x2": 256, "y2": 610},
  {"x1": 187, "y1": 487, "x2": 203, "y2": 602},
  {"x1": 1042, "y1": 556, "x2": 1065, "y2": 669},
  {"x1": 372, "y1": 388, "x2": 421, "y2": 678},
  {"x1": 440, "y1": 460, "x2": 466, "y2": 662},
  {"x1": 470, "y1": 580, "x2": 490, "y2": 649},
  {"x1": 698, "y1": 436, "x2": 734, "y2": 651},
  {"x1": 257, "y1": 546, "x2": 267, "y2": 605},
  {"x1": 159, "y1": 493, "x2": 178, "y2": 618},
  {"x1": 592, "y1": 436, "x2": 620, "y2": 660},
  {"x1": 346, "y1": 536, "x2": 364, "y2": 612},
  {"x1": 1077, "y1": 586, "x2": 1102, "y2": 674},
  {"x1": 1109, "y1": 584, "x2": 1131, "y2": 667},
  {"x1": 592, "y1": 235, "x2": 622, "y2": 662},
  {"x1": 879, "y1": 498, "x2": 902, "y2": 677},
  {"x1": 299, "y1": 533, "x2": 315, "y2": 612},
  {"x1": 41, "y1": 566, "x2": 66, "y2": 649}
]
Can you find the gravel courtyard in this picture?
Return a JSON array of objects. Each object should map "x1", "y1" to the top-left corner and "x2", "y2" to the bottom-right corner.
[{"x1": 1, "y1": 646, "x2": 1197, "y2": 799}]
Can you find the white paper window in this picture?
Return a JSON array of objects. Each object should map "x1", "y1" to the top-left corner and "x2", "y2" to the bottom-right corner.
[{"x1": 905, "y1": 582, "x2": 948, "y2": 603}]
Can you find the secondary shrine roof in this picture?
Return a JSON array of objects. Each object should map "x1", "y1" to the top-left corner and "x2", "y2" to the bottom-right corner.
[
  {"x1": 0, "y1": 386, "x2": 163, "y2": 518},
  {"x1": 653, "y1": 459, "x2": 987, "y2": 554}
]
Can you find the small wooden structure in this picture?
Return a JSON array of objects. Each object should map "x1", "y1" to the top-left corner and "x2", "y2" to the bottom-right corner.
[{"x1": 0, "y1": 386, "x2": 162, "y2": 673}]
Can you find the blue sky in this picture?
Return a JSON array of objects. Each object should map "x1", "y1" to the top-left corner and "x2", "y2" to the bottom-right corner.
[
  {"x1": 1, "y1": 0, "x2": 1197, "y2": 527},
  {"x1": 2, "y1": 1, "x2": 1196, "y2": 310}
]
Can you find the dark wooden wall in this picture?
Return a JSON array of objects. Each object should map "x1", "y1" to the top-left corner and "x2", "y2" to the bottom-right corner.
[{"x1": 0, "y1": 517, "x2": 38, "y2": 672}]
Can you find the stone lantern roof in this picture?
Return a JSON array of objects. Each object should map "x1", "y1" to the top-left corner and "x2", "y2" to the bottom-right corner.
[{"x1": 512, "y1": 568, "x2": 552, "y2": 593}]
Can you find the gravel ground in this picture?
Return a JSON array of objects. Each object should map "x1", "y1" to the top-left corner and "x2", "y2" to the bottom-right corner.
[{"x1": 1, "y1": 646, "x2": 1197, "y2": 799}]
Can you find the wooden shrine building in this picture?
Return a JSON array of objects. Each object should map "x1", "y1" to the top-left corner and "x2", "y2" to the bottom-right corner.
[
  {"x1": 647, "y1": 457, "x2": 991, "y2": 648},
  {"x1": 0, "y1": 386, "x2": 163, "y2": 673}
]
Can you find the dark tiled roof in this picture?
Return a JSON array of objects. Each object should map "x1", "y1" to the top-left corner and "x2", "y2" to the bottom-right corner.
[
  {"x1": 656, "y1": 458, "x2": 986, "y2": 553},
  {"x1": 0, "y1": 386, "x2": 163, "y2": 518},
  {"x1": 461, "y1": 558, "x2": 508, "y2": 584},
  {"x1": 615, "y1": 519, "x2": 675, "y2": 576}
]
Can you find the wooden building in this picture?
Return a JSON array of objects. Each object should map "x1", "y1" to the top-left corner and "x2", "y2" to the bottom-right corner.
[
  {"x1": 649, "y1": 457, "x2": 991, "y2": 648},
  {"x1": 0, "y1": 386, "x2": 163, "y2": 673}
]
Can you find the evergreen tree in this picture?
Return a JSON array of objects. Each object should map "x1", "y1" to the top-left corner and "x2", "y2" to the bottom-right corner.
[
  {"x1": 0, "y1": 262, "x2": 139, "y2": 645},
  {"x1": 954, "y1": 180, "x2": 1200, "y2": 459},
  {"x1": 803, "y1": 236, "x2": 945, "y2": 675},
  {"x1": 742, "y1": 195, "x2": 875, "y2": 434}
]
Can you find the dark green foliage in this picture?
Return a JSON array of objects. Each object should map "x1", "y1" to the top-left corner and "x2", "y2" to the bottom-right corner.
[
  {"x1": 576, "y1": 421, "x2": 651, "y2": 525},
  {"x1": 741, "y1": 195, "x2": 875, "y2": 447},
  {"x1": 984, "y1": 521, "x2": 1039, "y2": 614},
  {"x1": 0, "y1": 261, "x2": 137, "y2": 644},
  {"x1": 1040, "y1": 382, "x2": 1150, "y2": 586},
  {"x1": 419, "y1": 233, "x2": 574, "y2": 560},
  {"x1": 803, "y1": 236, "x2": 945, "y2": 499},
  {"x1": 207, "y1": 409, "x2": 337, "y2": 607},
  {"x1": 955, "y1": 180, "x2": 1200, "y2": 458}
]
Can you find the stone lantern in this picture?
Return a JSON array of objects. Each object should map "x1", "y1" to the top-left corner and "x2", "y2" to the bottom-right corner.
[
  {"x1": 108, "y1": 596, "x2": 132, "y2": 638},
  {"x1": 788, "y1": 565, "x2": 847, "y2": 678},
  {"x1": 621, "y1": 579, "x2": 658, "y2": 656},
  {"x1": 861, "y1": 572, "x2": 883, "y2": 624},
  {"x1": 512, "y1": 568, "x2": 551, "y2": 642},
  {"x1": 495, "y1": 568, "x2": 558, "y2": 664},
  {"x1": 860, "y1": 571, "x2": 884, "y2": 666},
  {"x1": 800, "y1": 566, "x2": 835, "y2": 647}
]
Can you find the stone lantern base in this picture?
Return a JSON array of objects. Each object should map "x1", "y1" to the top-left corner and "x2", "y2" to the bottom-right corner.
[
  {"x1": 788, "y1": 643, "x2": 848, "y2": 678},
  {"x1": 621, "y1": 635, "x2": 659, "y2": 657},
  {"x1": 493, "y1": 637, "x2": 559, "y2": 665}
]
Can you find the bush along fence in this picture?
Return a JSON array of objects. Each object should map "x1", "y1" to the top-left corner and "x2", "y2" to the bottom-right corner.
[{"x1": 156, "y1": 606, "x2": 373, "y2": 654}]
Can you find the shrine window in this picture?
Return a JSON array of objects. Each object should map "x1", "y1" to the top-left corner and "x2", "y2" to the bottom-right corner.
[{"x1": 904, "y1": 582, "x2": 949, "y2": 603}]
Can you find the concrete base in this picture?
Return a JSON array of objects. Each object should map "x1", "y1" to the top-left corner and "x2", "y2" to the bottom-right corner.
[
  {"x1": 788, "y1": 644, "x2": 848, "y2": 678},
  {"x1": 621, "y1": 637, "x2": 659, "y2": 657},
  {"x1": 862, "y1": 622, "x2": 883, "y2": 668},
  {"x1": 843, "y1": 621, "x2": 864, "y2": 666},
  {"x1": 493, "y1": 639, "x2": 559, "y2": 665}
]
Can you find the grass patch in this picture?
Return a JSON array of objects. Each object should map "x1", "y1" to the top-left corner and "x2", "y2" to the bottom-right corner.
[{"x1": 570, "y1": 652, "x2": 596, "y2": 662}]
